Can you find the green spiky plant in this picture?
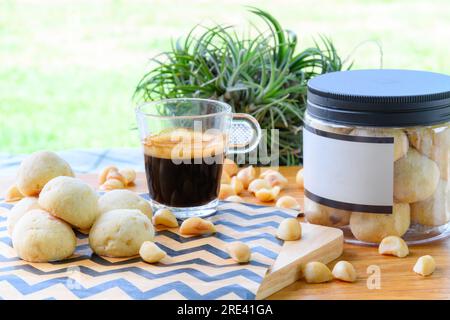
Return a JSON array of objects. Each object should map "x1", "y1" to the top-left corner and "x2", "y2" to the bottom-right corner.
[{"x1": 134, "y1": 7, "x2": 350, "y2": 165}]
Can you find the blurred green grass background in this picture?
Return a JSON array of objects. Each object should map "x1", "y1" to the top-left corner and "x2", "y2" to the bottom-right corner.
[{"x1": 1, "y1": 0, "x2": 449, "y2": 153}]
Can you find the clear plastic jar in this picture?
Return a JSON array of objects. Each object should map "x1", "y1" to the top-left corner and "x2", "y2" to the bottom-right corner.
[{"x1": 303, "y1": 69, "x2": 450, "y2": 245}]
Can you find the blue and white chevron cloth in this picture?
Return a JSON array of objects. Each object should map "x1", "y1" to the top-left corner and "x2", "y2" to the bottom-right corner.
[{"x1": 0, "y1": 195, "x2": 296, "y2": 300}]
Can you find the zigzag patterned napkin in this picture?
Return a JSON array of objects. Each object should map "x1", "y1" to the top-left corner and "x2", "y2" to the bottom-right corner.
[{"x1": 0, "y1": 196, "x2": 296, "y2": 300}]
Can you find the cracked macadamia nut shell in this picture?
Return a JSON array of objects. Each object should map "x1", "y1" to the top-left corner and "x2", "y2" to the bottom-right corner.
[
  {"x1": 38, "y1": 176, "x2": 99, "y2": 230},
  {"x1": 98, "y1": 190, "x2": 152, "y2": 219},
  {"x1": 394, "y1": 148, "x2": 440, "y2": 203},
  {"x1": 350, "y1": 203, "x2": 410, "y2": 243},
  {"x1": 304, "y1": 197, "x2": 351, "y2": 227},
  {"x1": 16, "y1": 151, "x2": 74, "y2": 196},
  {"x1": 89, "y1": 209, "x2": 154, "y2": 257},
  {"x1": 12, "y1": 209, "x2": 76, "y2": 262}
]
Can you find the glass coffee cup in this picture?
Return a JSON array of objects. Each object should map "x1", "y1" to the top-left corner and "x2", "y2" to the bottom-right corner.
[{"x1": 135, "y1": 98, "x2": 261, "y2": 219}]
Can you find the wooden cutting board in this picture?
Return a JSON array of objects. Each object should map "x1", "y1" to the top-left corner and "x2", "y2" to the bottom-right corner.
[{"x1": 257, "y1": 223, "x2": 343, "y2": 299}]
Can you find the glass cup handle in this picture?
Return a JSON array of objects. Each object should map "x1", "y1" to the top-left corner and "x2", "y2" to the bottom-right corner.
[{"x1": 228, "y1": 113, "x2": 262, "y2": 154}]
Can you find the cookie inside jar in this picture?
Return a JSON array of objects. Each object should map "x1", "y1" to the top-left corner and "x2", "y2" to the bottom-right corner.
[{"x1": 303, "y1": 69, "x2": 450, "y2": 245}]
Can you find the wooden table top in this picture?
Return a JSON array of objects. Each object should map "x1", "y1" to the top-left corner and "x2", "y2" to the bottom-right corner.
[{"x1": 2, "y1": 166, "x2": 449, "y2": 300}]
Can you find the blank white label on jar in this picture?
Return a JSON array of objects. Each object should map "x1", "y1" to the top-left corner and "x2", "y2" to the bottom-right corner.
[{"x1": 303, "y1": 124, "x2": 394, "y2": 214}]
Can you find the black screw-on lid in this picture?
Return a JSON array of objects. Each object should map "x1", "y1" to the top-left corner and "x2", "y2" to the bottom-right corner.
[{"x1": 307, "y1": 69, "x2": 450, "y2": 127}]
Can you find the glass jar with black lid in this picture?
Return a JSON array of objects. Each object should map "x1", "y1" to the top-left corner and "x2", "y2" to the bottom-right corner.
[{"x1": 303, "y1": 69, "x2": 450, "y2": 245}]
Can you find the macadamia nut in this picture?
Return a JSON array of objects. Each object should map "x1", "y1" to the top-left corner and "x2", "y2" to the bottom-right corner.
[
  {"x1": 98, "y1": 165, "x2": 119, "y2": 185},
  {"x1": 350, "y1": 203, "x2": 410, "y2": 243},
  {"x1": 225, "y1": 242, "x2": 251, "y2": 263},
  {"x1": 255, "y1": 186, "x2": 280, "y2": 202},
  {"x1": 100, "y1": 179, "x2": 126, "y2": 191},
  {"x1": 223, "y1": 158, "x2": 238, "y2": 177},
  {"x1": 179, "y1": 217, "x2": 216, "y2": 236},
  {"x1": 378, "y1": 236, "x2": 409, "y2": 258},
  {"x1": 106, "y1": 170, "x2": 127, "y2": 185},
  {"x1": 248, "y1": 179, "x2": 271, "y2": 194},
  {"x1": 230, "y1": 176, "x2": 244, "y2": 195},
  {"x1": 152, "y1": 208, "x2": 178, "y2": 228},
  {"x1": 99, "y1": 166, "x2": 136, "y2": 189},
  {"x1": 139, "y1": 241, "x2": 166, "y2": 263},
  {"x1": 304, "y1": 197, "x2": 351, "y2": 227},
  {"x1": 413, "y1": 255, "x2": 436, "y2": 276},
  {"x1": 276, "y1": 218, "x2": 302, "y2": 241},
  {"x1": 276, "y1": 196, "x2": 301, "y2": 210},
  {"x1": 236, "y1": 166, "x2": 256, "y2": 189},
  {"x1": 296, "y1": 168, "x2": 304, "y2": 188},
  {"x1": 332, "y1": 261, "x2": 357, "y2": 282},
  {"x1": 219, "y1": 184, "x2": 235, "y2": 200},
  {"x1": 260, "y1": 170, "x2": 288, "y2": 189},
  {"x1": 5, "y1": 185, "x2": 24, "y2": 203},
  {"x1": 303, "y1": 261, "x2": 333, "y2": 284},
  {"x1": 118, "y1": 168, "x2": 136, "y2": 185},
  {"x1": 394, "y1": 148, "x2": 440, "y2": 203}
]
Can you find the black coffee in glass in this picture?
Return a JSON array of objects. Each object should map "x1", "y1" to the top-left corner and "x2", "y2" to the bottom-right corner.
[{"x1": 143, "y1": 129, "x2": 224, "y2": 208}]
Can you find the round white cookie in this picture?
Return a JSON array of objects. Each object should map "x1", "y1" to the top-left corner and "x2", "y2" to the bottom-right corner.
[
  {"x1": 350, "y1": 203, "x2": 410, "y2": 243},
  {"x1": 7, "y1": 197, "x2": 40, "y2": 235},
  {"x1": 411, "y1": 179, "x2": 450, "y2": 226},
  {"x1": 98, "y1": 190, "x2": 152, "y2": 219},
  {"x1": 12, "y1": 209, "x2": 76, "y2": 262},
  {"x1": 304, "y1": 197, "x2": 351, "y2": 227},
  {"x1": 350, "y1": 128, "x2": 408, "y2": 161},
  {"x1": 39, "y1": 176, "x2": 99, "y2": 230},
  {"x1": 89, "y1": 209, "x2": 154, "y2": 258},
  {"x1": 16, "y1": 151, "x2": 74, "y2": 196},
  {"x1": 394, "y1": 148, "x2": 440, "y2": 203}
]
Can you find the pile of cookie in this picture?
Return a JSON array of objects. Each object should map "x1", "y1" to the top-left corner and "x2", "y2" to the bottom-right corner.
[
  {"x1": 3, "y1": 151, "x2": 259, "y2": 265},
  {"x1": 4, "y1": 151, "x2": 155, "y2": 263}
]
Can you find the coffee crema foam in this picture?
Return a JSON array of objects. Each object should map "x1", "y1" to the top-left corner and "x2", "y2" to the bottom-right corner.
[{"x1": 143, "y1": 128, "x2": 226, "y2": 160}]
